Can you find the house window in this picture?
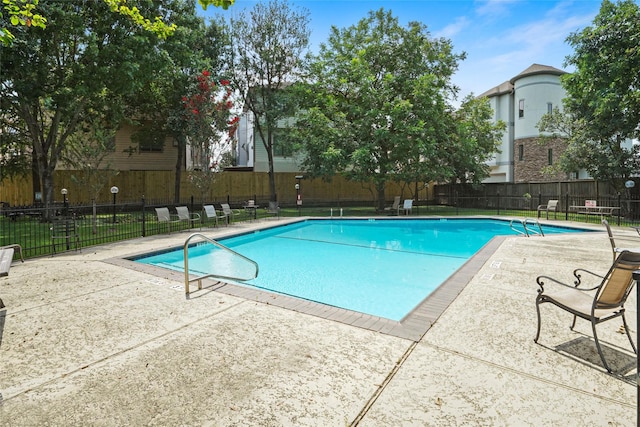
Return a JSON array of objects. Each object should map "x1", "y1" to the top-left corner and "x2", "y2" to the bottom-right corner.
[
  {"x1": 548, "y1": 148, "x2": 553, "y2": 165},
  {"x1": 131, "y1": 124, "x2": 165, "y2": 153},
  {"x1": 518, "y1": 144, "x2": 524, "y2": 161},
  {"x1": 518, "y1": 99, "x2": 525, "y2": 118},
  {"x1": 547, "y1": 102, "x2": 553, "y2": 114}
]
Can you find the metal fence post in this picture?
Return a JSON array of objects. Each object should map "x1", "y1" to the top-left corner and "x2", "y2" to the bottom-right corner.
[
  {"x1": 141, "y1": 196, "x2": 146, "y2": 237},
  {"x1": 617, "y1": 192, "x2": 622, "y2": 226},
  {"x1": 455, "y1": 191, "x2": 459, "y2": 216},
  {"x1": 565, "y1": 193, "x2": 569, "y2": 221},
  {"x1": 497, "y1": 192, "x2": 500, "y2": 215}
]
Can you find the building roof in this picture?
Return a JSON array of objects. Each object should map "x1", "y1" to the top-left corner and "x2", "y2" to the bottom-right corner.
[
  {"x1": 478, "y1": 80, "x2": 513, "y2": 98},
  {"x1": 509, "y1": 63, "x2": 567, "y2": 84},
  {"x1": 477, "y1": 63, "x2": 567, "y2": 99}
]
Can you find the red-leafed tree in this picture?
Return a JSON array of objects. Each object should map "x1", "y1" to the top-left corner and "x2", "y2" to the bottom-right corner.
[{"x1": 181, "y1": 70, "x2": 238, "y2": 202}]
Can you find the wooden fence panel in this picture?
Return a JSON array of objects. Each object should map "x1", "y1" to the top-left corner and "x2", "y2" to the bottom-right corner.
[{"x1": 2, "y1": 170, "x2": 427, "y2": 207}]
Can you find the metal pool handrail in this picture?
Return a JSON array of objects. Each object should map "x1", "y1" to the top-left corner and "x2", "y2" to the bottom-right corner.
[
  {"x1": 509, "y1": 218, "x2": 545, "y2": 237},
  {"x1": 183, "y1": 233, "x2": 259, "y2": 296}
]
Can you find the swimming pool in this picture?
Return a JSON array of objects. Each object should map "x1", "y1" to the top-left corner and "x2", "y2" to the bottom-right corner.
[{"x1": 134, "y1": 218, "x2": 589, "y2": 321}]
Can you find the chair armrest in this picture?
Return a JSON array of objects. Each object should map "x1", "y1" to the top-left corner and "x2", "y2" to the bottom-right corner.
[
  {"x1": 536, "y1": 275, "x2": 577, "y2": 293},
  {"x1": 572, "y1": 268, "x2": 604, "y2": 289},
  {"x1": 536, "y1": 271, "x2": 602, "y2": 294}
]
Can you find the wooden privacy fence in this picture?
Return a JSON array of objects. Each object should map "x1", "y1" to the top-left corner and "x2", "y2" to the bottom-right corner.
[{"x1": 0, "y1": 170, "x2": 432, "y2": 207}]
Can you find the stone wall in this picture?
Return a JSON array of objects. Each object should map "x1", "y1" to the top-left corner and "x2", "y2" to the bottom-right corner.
[{"x1": 513, "y1": 137, "x2": 568, "y2": 182}]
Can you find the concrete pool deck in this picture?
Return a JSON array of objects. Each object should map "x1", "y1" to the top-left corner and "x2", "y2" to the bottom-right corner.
[{"x1": 0, "y1": 217, "x2": 637, "y2": 425}]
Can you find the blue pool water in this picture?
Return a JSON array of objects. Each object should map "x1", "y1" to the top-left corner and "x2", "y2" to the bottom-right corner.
[{"x1": 135, "y1": 218, "x2": 588, "y2": 321}]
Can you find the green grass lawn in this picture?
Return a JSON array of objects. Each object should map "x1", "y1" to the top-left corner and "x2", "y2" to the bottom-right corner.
[{"x1": 0, "y1": 204, "x2": 624, "y2": 259}]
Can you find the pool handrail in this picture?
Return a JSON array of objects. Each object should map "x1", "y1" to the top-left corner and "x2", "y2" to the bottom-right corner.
[
  {"x1": 509, "y1": 218, "x2": 545, "y2": 237},
  {"x1": 183, "y1": 233, "x2": 259, "y2": 296}
]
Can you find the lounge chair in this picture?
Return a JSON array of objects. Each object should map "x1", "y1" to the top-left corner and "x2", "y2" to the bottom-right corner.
[
  {"x1": 1, "y1": 244, "x2": 24, "y2": 277},
  {"x1": 175, "y1": 206, "x2": 201, "y2": 229},
  {"x1": 534, "y1": 250, "x2": 640, "y2": 373},
  {"x1": 221, "y1": 203, "x2": 241, "y2": 223},
  {"x1": 266, "y1": 201, "x2": 280, "y2": 219},
  {"x1": 401, "y1": 199, "x2": 413, "y2": 215},
  {"x1": 155, "y1": 207, "x2": 180, "y2": 233},
  {"x1": 243, "y1": 200, "x2": 258, "y2": 220},
  {"x1": 602, "y1": 219, "x2": 640, "y2": 261},
  {"x1": 203, "y1": 205, "x2": 228, "y2": 227},
  {"x1": 384, "y1": 196, "x2": 401, "y2": 215},
  {"x1": 537, "y1": 199, "x2": 558, "y2": 219},
  {"x1": 51, "y1": 218, "x2": 81, "y2": 254}
]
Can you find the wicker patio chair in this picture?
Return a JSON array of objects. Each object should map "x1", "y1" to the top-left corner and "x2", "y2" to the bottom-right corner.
[{"x1": 534, "y1": 250, "x2": 640, "y2": 373}]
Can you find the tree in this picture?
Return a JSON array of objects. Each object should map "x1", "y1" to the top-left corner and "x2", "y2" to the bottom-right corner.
[
  {"x1": 181, "y1": 70, "x2": 238, "y2": 203},
  {"x1": 0, "y1": 0, "x2": 177, "y2": 217},
  {"x1": 122, "y1": 4, "x2": 228, "y2": 203},
  {"x1": 448, "y1": 95, "x2": 505, "y2": 186},
  {"x1": 0, "y1": 0, "x2": 235, "y2": 46},
  {"x1": 560, "y1": 0, "x2": 640, "y2": 190},
  {"x1": 224, "y1": 0, "x2": 311, "y2": 202},
  {"x1": 291, "y1": 8, "x2": 465, "y2": 210},
  {"x1": 537, "y1": 106, "x2": 640, "y2": 189}
]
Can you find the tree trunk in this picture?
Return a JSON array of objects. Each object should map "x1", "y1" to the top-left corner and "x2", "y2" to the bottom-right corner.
[
  {"x1": 31, "y1": 154, "x2": 41, "y2": 205},
  {"x1": 376, "y1": 182, "x2": 386, "y2": 211},
  {"x1": 174, "y1": 135, "x2": 185, "y2": 204}
]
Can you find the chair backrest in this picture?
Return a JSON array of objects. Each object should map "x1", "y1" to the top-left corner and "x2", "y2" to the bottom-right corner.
[
  {"x1": 203, "y1": 205, "x2": 217, "y2": 219},
  {"x1": 175, "y1": 206, "x2": 190, "y2": 220},
  {"x1": 596, "y1": 250, "x2": 640, "y2": 308},
  {"x1": 221, "y1": 203, "x2": 232, "y2": 215},
  {"x1": 403, "y1": 199, "x2": 413, "y2": 209},
  {"x1": 548, "y1": 200, "x2": 558, "y2": 210},
  {"x1": 51, "y1": 218, "x2": 76, "y2": 235},
  {"x1": 246, "y1": 200, "x2": 255, "y2": 207},
  {"x1": 268, "y1": 201, "x2": 279, "y2": 212},
  {"x1": 392, "y1": 196, "x2": 401, "y2": 209},
  {"x1": 155, "y1": 207, "x2": 171, "y2": 222}
]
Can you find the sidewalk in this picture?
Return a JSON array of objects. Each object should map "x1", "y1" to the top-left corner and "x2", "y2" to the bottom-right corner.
[{"x1": 0, "y1": 219, "x2": 636, "y2": 426}]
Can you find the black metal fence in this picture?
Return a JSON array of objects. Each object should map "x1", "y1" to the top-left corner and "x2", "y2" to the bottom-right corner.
[
  {"x1": 3, "y1": 192, "x2": 640, "y2": 260},
  {"x1": 1, "y1": 197, "x2": 210, "y2": 259}
]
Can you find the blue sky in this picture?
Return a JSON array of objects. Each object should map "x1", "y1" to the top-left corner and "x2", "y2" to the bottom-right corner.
[{"x1": 199, "y1": 0, "x2": 608, "y2": 103}]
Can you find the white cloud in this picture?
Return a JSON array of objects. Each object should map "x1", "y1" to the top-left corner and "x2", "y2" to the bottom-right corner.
[
  {"x1": 435, "y1": 16, "x2": 469, "y2": 39},
  {"x1": 474, "y1": 0, "x2": 520, "y2": 18}
]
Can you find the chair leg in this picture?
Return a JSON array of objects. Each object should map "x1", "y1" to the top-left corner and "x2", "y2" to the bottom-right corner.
[
  {"x1": 621, "y1": 314, "x2": 637, "y2": 354},
  {"x1": 534, "y1": 299, "x2": 542, "y2": 343},
  {"x1": 569, "y1": 315, "x2": 577, "y2": 330},
  {"x1": 591, "y1": 320, "x2": 612, "y2": 373}
]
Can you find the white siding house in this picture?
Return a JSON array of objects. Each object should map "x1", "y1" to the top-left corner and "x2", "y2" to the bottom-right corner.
[{"x1": 479, "y1": 64, "x2": 568, "y2": 183}]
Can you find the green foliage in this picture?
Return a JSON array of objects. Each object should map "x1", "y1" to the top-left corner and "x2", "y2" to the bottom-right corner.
[
  {"x1": 0, "y1": 0, "x2": 187, "y2": 209},
  {"x1": 1, "y1": 0, "x2": 46, "y2": 46},
  {"x1": 1, "y1": 0, "x2": 234, "y2": 46},
  {"x1": 103, "y1": 0, "x2": 176, "y2": 39},
  {"x1": 63, "y1": 120, "x2": 119, "y2": 202},
  {"x1": 290, "y1": 8, "x2": 466, "y2": 209},
  {"x1": 564, "y1": 0, "x2": 640, "y2": 142},
  {"x1": 181, "y1": 71, "x2": 237, "y2": 171},
  {"x1": 198, "y1": 0, "x2": 234, "y2": 10},
  {"x1": 541, "y1": 0, "x2": 640, "y2": 191},
  {"x1": 449, "y1": 95, "x2": 505, "y2": 185},
  {"x1": 224, "y1": 0, "x2": 311, "y2": 200}
]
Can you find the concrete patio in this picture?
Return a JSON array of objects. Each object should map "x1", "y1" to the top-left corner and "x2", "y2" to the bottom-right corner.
[{"x1": 0, "y1": 218, "x2": 637, "y2": 426}]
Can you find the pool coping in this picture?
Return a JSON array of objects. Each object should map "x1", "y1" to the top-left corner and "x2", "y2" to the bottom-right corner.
[{"x1": 107, "y1": 218, "x2": 513, "y2": 342}]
